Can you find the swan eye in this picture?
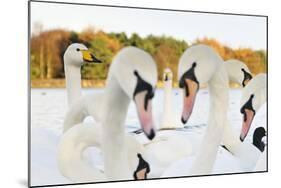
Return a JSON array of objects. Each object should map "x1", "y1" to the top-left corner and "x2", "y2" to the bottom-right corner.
[{"x1": 76, "y1": 48, "x2": 80, "y2": 52}]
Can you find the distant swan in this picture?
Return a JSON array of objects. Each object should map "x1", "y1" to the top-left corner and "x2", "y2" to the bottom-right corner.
[
  {"x1": 160, "y1": 68, "x2": 183, "y2": 129},
  {"x1": 63, "y1": 43, "x2": 102, "y2": 106}
]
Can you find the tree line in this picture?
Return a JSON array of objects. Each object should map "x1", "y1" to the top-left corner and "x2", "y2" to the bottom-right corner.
[{"x1": 30, "y1": 27, "x2": 267, "y2": 85}]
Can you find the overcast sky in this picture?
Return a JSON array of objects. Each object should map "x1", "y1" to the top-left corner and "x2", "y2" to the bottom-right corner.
[{"x1": 30, "y1": 1, "x2": 267, "y2": 50}]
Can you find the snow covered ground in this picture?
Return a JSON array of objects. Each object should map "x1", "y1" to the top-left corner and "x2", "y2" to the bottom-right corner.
[{"x1": 30, "y1": 88, "x2": 267, "y2": 186}]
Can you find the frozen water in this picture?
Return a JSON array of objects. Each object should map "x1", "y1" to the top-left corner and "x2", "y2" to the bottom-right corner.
[{"x1": 30, "y1": 88, "x2": 267, "y2": 186}]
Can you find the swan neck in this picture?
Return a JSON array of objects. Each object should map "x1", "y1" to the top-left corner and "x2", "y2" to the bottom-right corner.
[
  {"x1": 65, "y1": 64, "x2": 82, "y2": 106},
  {"x1": 57, "y1": 125, "x2": 106, "y2": 182},
  {"x1": 190, "y1": 65, "x2": 229, "y2": 175},
  {"x1": 101, "y1": 76, "x2": 132, "y2": 179},
  {"x1": 160, "y1": 80, "x2": 174, "y2": 129}
]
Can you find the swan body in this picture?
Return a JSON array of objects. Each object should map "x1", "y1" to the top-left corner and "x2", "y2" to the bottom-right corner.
[
  {"x1": 254, "y1": 149, "x2": 267, "y2": 171},
  {"x1": 63, "y1": 93, "x2": 104, "y2": 132},
  {"x1": 57, "y1": 123, "x2": 145, "y2": 182}
]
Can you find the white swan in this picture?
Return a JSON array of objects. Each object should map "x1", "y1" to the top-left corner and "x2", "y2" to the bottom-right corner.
[
  {"x1": 239, "y1": 73, "x2": 266, "y2": 141},
  {"x1": 219, "y1": 73, "x2": 266, "y2": 171},
  {"x1": 162, "y1": 44, "x2": 229, "y2": 177},
  {"x1": 63, "y1": 43, "x2": 105, "y2": 133},
  {"x1": 101, "y1": 47, "x2": 157, "y2": 180},
  {"x1": 160, "y1": 68, "x2": 183, "y2": 129},
  {"x1": 63, "y1": 43, "x2": 102, "y2": 106},
  {"x1": 218, "y1": 59, "x2": 263, "y2": 170},
  {"x1": 212, "y1": 73, "x2": 267, "y2": 173},
  {"x1": 58, "y1": 46, "x2": 157, "y2": 181}
]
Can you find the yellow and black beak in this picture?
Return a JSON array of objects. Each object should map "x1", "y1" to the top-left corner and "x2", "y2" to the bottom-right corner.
[{"x1": 81, "y1": 50, "x2": 102, "y2": 63}]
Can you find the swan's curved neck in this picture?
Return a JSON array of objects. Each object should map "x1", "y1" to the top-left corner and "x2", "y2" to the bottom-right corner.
[
  {"x1": 160, "y1": 80, "x2": 174, "y2": 129},
  {"x1": 101, "y1": 76, "x2": 132, "y2": 180},
  {"x1": 65, "y1": 65, "x2": 82, "y2": 106},
  {"x1": 57, "y1": 124, "x2": 106, "y2": 182},
  {"x1": 190, "y1": 65, "x2": 229, "y2": 175}
]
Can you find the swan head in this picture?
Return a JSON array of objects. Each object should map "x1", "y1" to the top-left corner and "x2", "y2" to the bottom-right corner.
[
  {"x1": 63, "y1": 43, "x2": 102, "y2": 67},
  {"x1": 178, "y1": 44, "x2": 223, "y2": 124},
  {"x1": 240, "y1": 73, "x2": 267, "y2": 141},
  {"x1": 109, "y1": 47, "x2": 158, "y2": 140},
  {"x1": 163, "y1": 68, "x2": 173, "y2": 82},
  {"x1": 225, "y1": 59, "x2": 252, "y2": 87}
]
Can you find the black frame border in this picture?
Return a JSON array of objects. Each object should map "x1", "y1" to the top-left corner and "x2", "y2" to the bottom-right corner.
[{"x1": 28, "y1": 0, "x2": 269, "y2": 187}]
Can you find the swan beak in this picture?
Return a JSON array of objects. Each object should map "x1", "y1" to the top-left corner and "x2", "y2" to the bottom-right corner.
[
  {"x1": 181, "y1": 79, "x2": 198, "y2": 124},
  {"x1": 240, "y1": 109, "x2": 255, "y2": 141},
  {"x1": 134, "y1": 91, "x2": 155, "y2": 140},
  {"x1": 81, "y1": 50, "x2": 102, "y2": 63}
]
